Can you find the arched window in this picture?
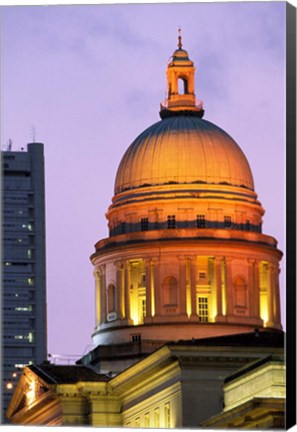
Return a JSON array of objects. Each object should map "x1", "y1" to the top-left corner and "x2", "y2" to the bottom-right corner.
[
  {"x1": 178, "y1": 77, "x2": 188, "y2": 95},
  {"x1": 107, "y1": 284, "x2": 116, "y2": 313},
  {"x1": 162, "y1": 276, "x2": 178, "y2": 305},
  {"x1": 234, "y1": 276, "x2": 247, "y2": 307}
]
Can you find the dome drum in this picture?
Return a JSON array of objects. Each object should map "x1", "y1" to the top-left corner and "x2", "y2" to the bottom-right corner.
[{"x1": 91, "y1": 238, "x2": 282, "y2": 346}]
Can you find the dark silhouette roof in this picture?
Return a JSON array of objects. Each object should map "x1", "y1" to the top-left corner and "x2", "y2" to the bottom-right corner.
[
  {"x1": 168, "y1": 329, "x2": 284, "y2": 348},
  {"x1": 28, "y1": 363, "x2": 110, "y2": 384}
]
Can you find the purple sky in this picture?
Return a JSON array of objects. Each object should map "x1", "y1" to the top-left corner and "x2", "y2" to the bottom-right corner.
[{"x1": 1, "y1": 2, "x2": 286, "y2": 361}]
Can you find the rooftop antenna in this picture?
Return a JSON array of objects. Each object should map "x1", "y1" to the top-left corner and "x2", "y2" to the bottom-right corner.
[
  {"x1": 178, "y1": 26, "x2": 182, "y2": 49},
  {"x1": 31, "y1": 125, "x2": 36, "y2": 143},
  {"x1": 7, "y1": 139, "x2": 13, "y2": 151}
]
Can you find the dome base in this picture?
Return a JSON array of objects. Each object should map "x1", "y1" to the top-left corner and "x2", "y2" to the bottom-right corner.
[
  {"x1": 92, "y1": 321, "x2": 268, "y2": 346},
  {"x1": 159, "y1": 107, "x2": 205, "y2": 119}
]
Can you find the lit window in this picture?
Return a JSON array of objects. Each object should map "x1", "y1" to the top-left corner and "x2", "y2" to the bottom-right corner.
[
  {"x1": 167, "y1": 215, "x2": 176, "y2": 229},
  {"x1": 198, "y1": 297, "x2": 208, "y2": 322},
  {"x1": 135, "y1": 417, "x2": 140, "y2": 428},
  {"x1": 144, "y1": 412, "x2": 150, "y2": 427},
  {"x1": 196, "y1": 215, "x2": 206, "y2": 228}
]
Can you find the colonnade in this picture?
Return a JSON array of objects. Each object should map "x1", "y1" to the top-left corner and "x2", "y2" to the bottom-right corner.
[{"x1": 93, "y1": 256, "x2": 281, "y2": 330}]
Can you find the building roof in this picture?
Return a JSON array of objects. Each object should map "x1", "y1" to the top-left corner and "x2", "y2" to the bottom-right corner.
[
  {"x1": 114, "y1": 115, "x2": 254, "y2": 194},
  {"x1": 168, "y1": 329, "x2": 284, "y2": 348},
  {"x1": 28, "y1": 363, "x2": 110, "y2": 384}
]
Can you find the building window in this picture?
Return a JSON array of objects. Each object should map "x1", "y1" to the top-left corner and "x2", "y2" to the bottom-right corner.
[
  {"x1": 167, "y1": 215, "x2": 176, "y2": 229},
  {"x1": 121, "y1": 222, "x2": 126, "y2": 234},
  {"x1": 165, "y1": 402, "x2": 170, "y2": 428},
  {"x1": 141, "y1": 217, "x2": 149, "y2": 231},
  {"x1": 196, "y1": 214, "x2": 205, "y2": 228},
  {"x1": 135, "y1": 417, "x2": 140, "y2": 428},
  {"x1": 132, "y1": 334, "x2": 141, "y2": 342},
  {"x1": 224, "y1": 216, "x2": 232, "y2": 228},
  {"x1": 142, "y1": 299, "x2": 147, "y2": 319},
  {"x1": 198, "y1": 297, "x2": 208, "y2": 322},
  {"x1": 246, "y1": 220, "x2": 251, "y2": 231}
]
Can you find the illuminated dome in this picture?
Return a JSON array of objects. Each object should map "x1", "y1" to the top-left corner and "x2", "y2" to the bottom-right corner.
[
  {"x1": 115, "y1": 115, "x2": 254, "y2": 194},
  {"x1": 90, "y1": 32, "x2": 283, "y2": 351}
]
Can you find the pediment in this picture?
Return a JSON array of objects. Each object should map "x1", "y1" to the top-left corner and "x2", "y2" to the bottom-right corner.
[{"x1": 6, "y1": 366, "x2": 50, "y2": 419}]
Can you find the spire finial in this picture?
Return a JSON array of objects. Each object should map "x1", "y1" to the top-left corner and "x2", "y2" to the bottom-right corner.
[{"x1": 178, "y1": 27, "x2": 182, "y2": 49}]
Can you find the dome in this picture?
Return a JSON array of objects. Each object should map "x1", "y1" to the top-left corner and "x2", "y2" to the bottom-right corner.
[{"x1": 115, "y1": 115, "x2": 254, "y2": 194}]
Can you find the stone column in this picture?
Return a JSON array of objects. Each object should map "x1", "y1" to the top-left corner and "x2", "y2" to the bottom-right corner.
[
  {"x1": 144, "y1": 258, "x2": 152, "y2": 322},
  {"x1": 116, "y1": 261, "x2": 124, "y2": 319},
  {"x1": 214, "y1": 257, "x2": 224, "y2": 321},
  {"x1": 152, "y1": 257, "x2": 161, "y2": 318},
  {"x1": 248, "y1": 259, "x2": 260, "y2": 319},
  {"x1": 267, "y1": 263, "x2": 274, "y2": 327},
  {"x1": 267, "y1": 263, "x2": 282, "y2": 329},
  {"x1": 94, "y1": 268, "x2": 101, "y2": 327},
  {"x1": 189, "y1": 256, "x2": 198, "y2": 319},
  {"x1": 177, "y1": 255, "x2": 187, "y2": 318},
  {"x1": 100, "y1": 265, "x2": 106, "y2": 324},
  {"x1": 274, "y1": 266, "x2": 282, "y2": 327},
  {"x1": 225, "y1": 257, "x2": 234, "y2": 317},
  {"x1": 247, "y1": 258, "x2": 263, "y2": 326},
  {"x1": 124, "y1": 261, "x2": 131, "y2": 321}
]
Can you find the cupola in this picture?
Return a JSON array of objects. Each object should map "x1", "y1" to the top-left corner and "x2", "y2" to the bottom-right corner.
[{"x1": 160, "y1": 28, "x2": 204, "y2": 118}]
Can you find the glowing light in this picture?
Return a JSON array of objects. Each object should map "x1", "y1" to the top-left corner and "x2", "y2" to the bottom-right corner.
[
  {"x1": 26, "y1": 379, "x2": 36, "y2": 406},
  {"x1": 260, "y1": 293, "x2": 268, "y2": 325},
  {"x1": 6, "y1": 382, "x2": 13, "y2": 390}
]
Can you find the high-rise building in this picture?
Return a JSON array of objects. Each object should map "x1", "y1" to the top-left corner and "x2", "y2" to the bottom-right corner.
[{"x1": 1, "y1": 142, "x2": 47, "y2": 421}]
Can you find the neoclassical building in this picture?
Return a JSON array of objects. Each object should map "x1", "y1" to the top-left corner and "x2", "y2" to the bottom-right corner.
[
  {"x1": 6, "y1": 34, "x2": 285, "y2": 428},
  {"x1": 91, "y1": 32, "x2": 282, "y2": 350}
]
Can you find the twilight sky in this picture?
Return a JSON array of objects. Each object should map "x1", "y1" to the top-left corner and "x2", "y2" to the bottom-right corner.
[{"x1": 1, "y1": 1, "x2": 286, "y2": 361}]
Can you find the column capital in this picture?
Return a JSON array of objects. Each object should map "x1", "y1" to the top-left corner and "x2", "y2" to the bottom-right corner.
[
  {"x1": 247, "y1": 257, "x2": 259, "y2": 265},
  {"x1": 114, "y1": 259, "x2": 124, "y2": 269},
  {"x1": 151, "y1": 256, "x2": 160, "y2": 265},
  {"x1": 267, "y1": 262, "x2": 278, "y2": 273},
  {"x1": 95, "y1": 264, "x2": 106, "y2": 276},
  {"x1": 214, "y1": 256, "x2": 224, "y2": 263},
  {"x1": 177, "y1": 255, "x2": 188, "y2": 263},
  {"x1": 225, "y1": 257, "x2": 234, "y2": 263}
]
